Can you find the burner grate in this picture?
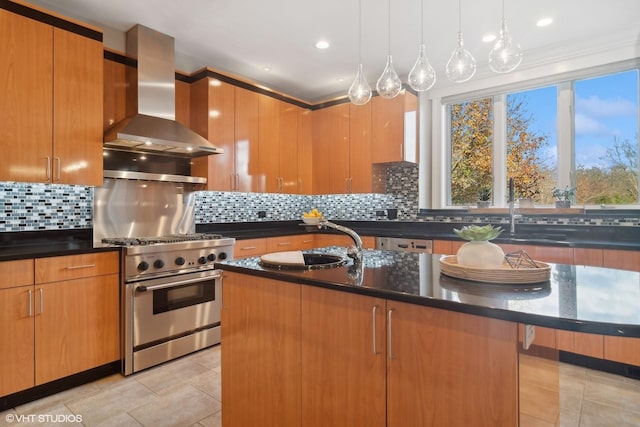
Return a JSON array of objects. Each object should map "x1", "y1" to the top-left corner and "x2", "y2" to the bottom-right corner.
[{"x1": 102, "y1": 233, "x2": 224, "y2": 246}]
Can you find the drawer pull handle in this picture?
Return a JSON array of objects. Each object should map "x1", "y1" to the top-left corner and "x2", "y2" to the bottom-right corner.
[
  {"x1": 39, "y1": 288, "x2": 43, "y2": 315},
  {"x1": 28, "y1": 289, "x2": 33, "y2": 317},
  {"x1": 65, "y1": 264, "x2": 96, "y2": 270},
  {"x1": 372, "y1": 305, "x2": 379, "y2": 354},
  {"x1": 387, "y1": 308, "x2": 395, "y2": 360},
  {"x1": 277, "y1": 242, "x2": 291, "y2": 246},
  {"x1": 241, "y1": 246, "x2": 257, "y2": 250}
]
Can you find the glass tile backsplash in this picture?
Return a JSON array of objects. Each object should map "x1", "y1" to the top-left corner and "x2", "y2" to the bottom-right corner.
[{"x1": 0, "y1": 161, "x2": 637, "y2": 232}]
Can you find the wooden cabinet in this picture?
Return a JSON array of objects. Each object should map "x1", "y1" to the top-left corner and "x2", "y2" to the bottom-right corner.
[
  {"x1": 312, "y1": 103, "x2": 351, "y2": 194},
  {"x1": 604, "y1": 336, "x2": 640, "y2": 366},
  {"x1": 297, "y1": 109, "x2": 313, "y2": 194},
  {"x1": 574, "y1": 248, "x2": 603, "y2": 267},
  {"x1": 301, "y1": 287, "x2": 386, "y2": 427},
  {"x1": 312, "y1": 102, "x2": 373, "y2": 194},
  {"x1": 103, "y1": 55, "x2": 127, "y2": 130},
  {"x1": 190, "y1": 77, "x2": 236, "y2": 190},
  {"x1": 175, "y1": 77, "x2": 190, "y2": 126},
  {"x1": 314, "y1": 234, "x2": 375, "y2": 249},
  {"x1": 258, "y1": 95, "x2": 302, "y2": 193},
  {"x1": 233, "y1": 238, "x2": 268, "y2": 258},
  {"x1": 0, "y1": 253, "x2": 118, "y2": 396},
  {"x1": 222, "y1": 272, "x2": 518, "y2": 427},
  {"x1": 233, "y1": 87, "x2": 261, "y2": 192},
  {"x1": 221, "y1": 272, "x2": 301, "y2": 427},
  {"x1": 266, "y1": 234, "x2": 315, "y2": 253},
  {"x1": 556, "y1": 330, "x2": 603, "y2": 359},
  {"x1": 386, "y1": 301, "x2": 518, "y2": 427},
  {"x1": 0, "y1": 260, "x2": 35, "y2": 396},
  {"x1": 371, "y1": 92, "x2": 418, "y2": 164},
  {"x1": 33, "y1": 252, "x2": 119, "y2": 385},
  {"x1": 602, "y1": 248, "x2": 640, "y2": 272},
  {"x1": 0, "y1": 8, "x2": 102, "y2": 185}
]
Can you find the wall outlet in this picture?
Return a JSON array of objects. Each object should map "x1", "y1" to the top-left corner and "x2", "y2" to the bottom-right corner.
[{"x1": 257, "y1": 211, "x2": 267, "y2": 218}]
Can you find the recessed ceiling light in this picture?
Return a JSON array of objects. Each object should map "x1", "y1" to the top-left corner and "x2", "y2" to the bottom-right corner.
[
  {"x1": 263, "y1": 66, "x2": 272, "y2": 72},
  {"x1": 482, "y1": 34, "x2": 496, "y2": 43},
  {"x1": 315, "y1": 40, "x2": 330, "y2": 49},
  {"x1": 337, "y1": 77, "x2": 345, "y2": 83},
  {"x1": 536, "y1": 17, "x2": 553, "y2": 27}
]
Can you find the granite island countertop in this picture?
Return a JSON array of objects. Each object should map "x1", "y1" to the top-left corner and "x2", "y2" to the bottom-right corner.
[{"x1": 217, "y1": 247, "x2": 640, "y2": 338}]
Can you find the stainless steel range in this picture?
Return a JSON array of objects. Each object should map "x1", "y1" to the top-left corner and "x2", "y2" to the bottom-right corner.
[
  {"x1": 104, "y1": 233, "x2": 234, "y2": 375},
  {"x1": 94, "y1": 177, "x2": 235, "y2": 375}
]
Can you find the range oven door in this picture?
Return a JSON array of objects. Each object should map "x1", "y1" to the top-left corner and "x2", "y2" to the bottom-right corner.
[{"x1": 124, "y1": 268, "x2": 222, "y2": 374}]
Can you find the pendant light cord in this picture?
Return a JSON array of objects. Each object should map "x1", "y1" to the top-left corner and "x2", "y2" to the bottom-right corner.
[
  {"x1": 387, "y1": 0, "x2": 391, "y2": 55},
  {"x1": 458, "y1": 0, "x2": 462, "y2": 32},
  {"x1": 420, "y1": 0, "x2": 424, "y2": 44},
  {"x1": 358, "y1": 0, "x2": 362, "y2": 63}
]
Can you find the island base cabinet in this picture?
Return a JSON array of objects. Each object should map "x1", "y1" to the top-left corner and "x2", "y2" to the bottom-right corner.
[
  {"x1": 221, "y1": 273, "x2": 301, "y2": 427},
  {"x1": 386, "y1": 301, "x2": 519, "y2": 427},
  {"x1": 301, "y1": 287, "x2": 386, "y2": 427}
]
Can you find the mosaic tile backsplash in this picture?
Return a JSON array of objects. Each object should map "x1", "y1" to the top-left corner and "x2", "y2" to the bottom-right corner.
[{"x1": 0, "y1": 161, "x2": 638, "y2": 232}]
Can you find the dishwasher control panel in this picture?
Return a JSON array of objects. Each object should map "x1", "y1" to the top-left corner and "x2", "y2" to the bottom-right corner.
[{"x1": 375, "y1": 237, "x2": 432, "y2": 253}]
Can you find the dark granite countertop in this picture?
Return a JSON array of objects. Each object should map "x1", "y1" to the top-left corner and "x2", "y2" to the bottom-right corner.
[
  {"x1": 0, "y1": 229, "x2": 119, "y2": 262},
  {"x1": 217, "y1": 247, "x2": 640, "y2": 338},
  {"x1": 197, "y1": 220, "x2": 640, "y2": 250}
]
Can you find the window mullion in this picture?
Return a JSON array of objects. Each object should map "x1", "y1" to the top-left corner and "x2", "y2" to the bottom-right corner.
[
  {"x1": 557, "y1": 81, "x2": 575, "y2": 189},
  {"x1": 493, "y1": 94, "x2": 508, "y2": 207}
]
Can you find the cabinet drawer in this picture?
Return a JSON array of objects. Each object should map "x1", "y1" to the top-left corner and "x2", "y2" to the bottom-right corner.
[
  {"x1": 266, "y1": 234, "x2": 315, "y2": 252},
  {"x1": 234, "y1": 238, "x2": 267, "y2": 258},
  {"x1": 604, "y1": 336, "x2": 640, "y2": 366},
  {"x1": 35, "y1": 252, "x2": 119, "y2": 283},
  {"x1": 0, "y1": 259, "x2": 35, "y2": 289}
]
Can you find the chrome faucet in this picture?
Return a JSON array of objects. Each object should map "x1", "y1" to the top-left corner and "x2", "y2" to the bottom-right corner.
[{"x1": 317, "y1": 220, "x2": 363, "y2": 265}]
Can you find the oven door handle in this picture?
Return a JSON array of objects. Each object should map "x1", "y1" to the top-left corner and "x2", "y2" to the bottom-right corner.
[{"x1": 135, "y1": 271, "x2": 223, "y2": 293}]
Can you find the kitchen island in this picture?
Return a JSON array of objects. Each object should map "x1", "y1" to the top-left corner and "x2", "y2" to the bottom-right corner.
[{"x1": 217, "y1": 247, "x2": 640, "y2": 427}]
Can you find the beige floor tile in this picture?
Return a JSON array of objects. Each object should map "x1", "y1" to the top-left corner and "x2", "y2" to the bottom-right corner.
[
  {"x1": 14, "y1": 379, "x2": 103, "y2": 415},
  {"x1": 579, "y1": 399, "x2": 640, "y2": 427},
  {"x1": 128, "y1": 384, "x2": 220, "y2": 427},
  {"x1": 583, "y1": 371, "x2": 640, "y2": 414},
  {"x1": 89, "y1": 411, "x2": 143, "y2": 427},
  {"x1": 193, "y1": 409, "x2": 222, "y2": 427},
  {"x1": 133, "y1": 356, "x2": 212, "y2": 395},
  {"x1": 65, "y1": 379, "x2": 157, "y2": 425},
  {"x1": 187, "y1": 370, "x2": 222, "y2": 401}
]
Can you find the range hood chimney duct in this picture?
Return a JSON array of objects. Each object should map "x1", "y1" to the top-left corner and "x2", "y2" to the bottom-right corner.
[{"x1": 104, "y1": 25, "x2": 222, "y2": 158}]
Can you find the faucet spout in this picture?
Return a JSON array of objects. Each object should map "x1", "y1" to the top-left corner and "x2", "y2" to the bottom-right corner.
[
  {"x1": 509, "y1": 199, "x2": 522, "y2": 234},
  {"x1": 318, "y1": 220, "x2": 363, "y2": 265}
]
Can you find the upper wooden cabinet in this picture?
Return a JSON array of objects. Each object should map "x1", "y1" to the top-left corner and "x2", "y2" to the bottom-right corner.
[
  {"x1": 297, "y1": 109, "x2": 313, "y2": 194},
  {"x1": 371, "y1": 92, "x2": 418, "y2": 164},
  {"x1": 0, "y1": 8, "x2": 103, "y2": 185},
  {"x1": 312, "y1": 103, "x2": 350, "y2": 194},
  {"x1": 190, "y1": 77, "x2": 236, "y2": 190}
]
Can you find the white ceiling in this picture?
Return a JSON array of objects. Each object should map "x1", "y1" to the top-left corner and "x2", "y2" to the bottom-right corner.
[{"x1": 23, "y1": 0, "x2": 640, "y2": 103}]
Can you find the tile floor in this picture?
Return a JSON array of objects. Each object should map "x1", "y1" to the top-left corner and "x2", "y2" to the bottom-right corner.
[{"x1": 1, "y1": 345, "x2": 639, "y2": 426}]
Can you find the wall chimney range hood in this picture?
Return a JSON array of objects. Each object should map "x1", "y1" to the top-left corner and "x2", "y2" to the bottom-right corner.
[{"x1": 103, "y1": 25, "x2": 223, "y2": 158}]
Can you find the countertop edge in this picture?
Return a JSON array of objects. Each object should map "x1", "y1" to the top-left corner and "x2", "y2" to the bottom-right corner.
[{"x1": 216, "y1": 262, "x2": 640, "y2": 338}]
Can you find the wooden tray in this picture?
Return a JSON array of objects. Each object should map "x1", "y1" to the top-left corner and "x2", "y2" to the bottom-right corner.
[{"x1": 439, "y1": 255, "x2": 551, "y2": 284}]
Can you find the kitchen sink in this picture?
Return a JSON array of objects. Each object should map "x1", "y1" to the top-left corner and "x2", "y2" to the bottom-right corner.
[{"x1": 259, "y1": 252, "x2": 348, "y2": 270}]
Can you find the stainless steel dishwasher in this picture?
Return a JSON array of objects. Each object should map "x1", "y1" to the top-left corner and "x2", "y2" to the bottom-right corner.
[{"x1": 375, "y1": 237, "x2": 432, "y2": 253}]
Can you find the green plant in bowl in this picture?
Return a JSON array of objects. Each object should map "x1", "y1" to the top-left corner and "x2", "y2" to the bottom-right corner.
[{"x1": 453, "y1": 224, "x2": 503, "y2": 241}]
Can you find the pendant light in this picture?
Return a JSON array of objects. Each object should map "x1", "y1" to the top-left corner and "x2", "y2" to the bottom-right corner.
[
  {"x1": 408, "y1": 0, "x2": 436, "y2": 91},
  {"x1": 348, "y1": 0, "x2": 372, "y2": 105},
  {"x1": 488, "y1": 0, "x2": 523, "y2": 73},
  {"x1": 445, "y1": 0, "x2": 476, "y2": 83},
  {"x1": 376, "y1": 0, "x2": 402, "y2": 99}
]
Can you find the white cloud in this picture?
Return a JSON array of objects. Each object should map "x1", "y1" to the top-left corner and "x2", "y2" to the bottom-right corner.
[
  {"x1": 574, "y1": 113, "x2": 609, "y2": 136},
  {"x1": 575, "y1": 95, "x2": 636, "y2": 118}
]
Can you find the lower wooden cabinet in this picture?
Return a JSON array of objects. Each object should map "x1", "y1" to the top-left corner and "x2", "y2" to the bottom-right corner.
[
  {"x1": 234, "y1": 234, "x2": 377, "y2": 259},
  {"x1": 0, "y1": 253, "x2": 119, "y2": 397},
  {"x1": 556, "y1": 330, "x2": 603, "y2": 359},
  {"x1": 222, "y1": 272, "x2": 518, "y2": 427},
  {"x1": 604, "y1": 336, "x2": 640, "y2": 366},
  {"x1": 267, "y1": 234, "x2": 315, "y2": 253}
]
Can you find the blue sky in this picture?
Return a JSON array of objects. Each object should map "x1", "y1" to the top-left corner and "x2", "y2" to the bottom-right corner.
[{"x1": 510, "y1": 69, "x2": 639, "y2": 170}]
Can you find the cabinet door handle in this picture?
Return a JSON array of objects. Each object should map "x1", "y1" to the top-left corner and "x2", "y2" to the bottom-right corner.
[
  {"x1": 387, "y1": 308, "x2": 395, "y2": 360},
  {"x1": 241, "y1": 246, "x2": 257, "y2": 250},
  {"x1": 350, "y1": 177, "x2": 353, "y2": 193},
  {"x1": 277, "y1": 242, "x2": 291, "y2": 247},
  {"x1": 45, "y1": 156, "x2": 51, "y2": 181},
  {"x1": 236, "y1": 174, "x2": 240, "y2": 191},
  {"x1": 372, "y1": 305, "x2": 379, "y2": 355},
  {"x1": 28, "y1": 289, "x2": 33, "y2": 317},
  {"x1": 38, "y1": 288, "x2": 43, "y2": 315},
  {"x1": 55, "y1": 157, "x2": 61, "y2": 182},
  {"x1": 65, "y1": 264, "x2": 96, "y2": 270},
  {"x1": 298, "y1": 178, "x2": 302, "y2": 193},
  {"x1": 345, "y1": 178, "x2": 349, "y2": 193}
]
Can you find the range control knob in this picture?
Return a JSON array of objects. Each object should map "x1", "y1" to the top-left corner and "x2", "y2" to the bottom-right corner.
[
  {"x1": 218, "y1": 252, "x2": 228, "y2": 260},
  {"x1": 153, "y1": 259, "x2": 165, "y2": 269},
  {"x1": 175, "y1": 257, "x2": 186, "y2": 266},
  {"x1": 197, "y1": 256, "x2": 207, "y2": 265},
  {"x1": 137, "y1": 261, "x2": 149, "y2": 272},
  {"x1": 207, "y1": 253, "x2": 217, "y2": 262}
]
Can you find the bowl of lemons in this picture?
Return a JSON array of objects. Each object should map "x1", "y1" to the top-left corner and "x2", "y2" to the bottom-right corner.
[{"x1": 302, "y1": 208, "x2": 324, "y2": 225}]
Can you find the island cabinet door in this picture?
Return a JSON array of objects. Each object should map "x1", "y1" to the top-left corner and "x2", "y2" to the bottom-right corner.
[
  {"x1": 386, "y1": 301, "x2": 519, "y2": 427},
  {"x1": 221, "y1": 273, "x2": 302, "y2": 427},
  {"x1": 300, "y1": 286, "x2": 386, "y2": 427}
]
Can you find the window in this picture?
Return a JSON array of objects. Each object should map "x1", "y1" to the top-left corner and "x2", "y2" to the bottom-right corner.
[
  {"x1": 446, "y1": 67, "x2": 639, "y2": 207},
  {"x1": 574, "y1": 70, "x2": 639, "y2": 205}
]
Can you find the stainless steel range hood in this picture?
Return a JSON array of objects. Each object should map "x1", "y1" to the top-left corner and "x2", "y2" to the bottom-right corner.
[{"x1": 104, "y1": 25, "x2": 222, "y2": 158}]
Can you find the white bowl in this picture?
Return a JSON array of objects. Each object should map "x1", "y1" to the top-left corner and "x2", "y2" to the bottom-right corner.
[{"x1": 302, "y1": 216, "x2": 322, "y2": 225}]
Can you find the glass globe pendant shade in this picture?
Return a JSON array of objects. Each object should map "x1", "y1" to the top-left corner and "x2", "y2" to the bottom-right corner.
[
  {"x1": 446, "y1": 32, "x2": 476, "y2": 83},
  {"x1": 376, "y1": 55, "x2": 402, "y2": 99},
  {"x1": 488, "y1": 18, "x2": 523, "y2": 73},
  {"x1": 348, "y1": 63, "x2": 372, "y2": 105},
  {"x1": 408, "y1": 44, "x2": 436, "y2": 91}
]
